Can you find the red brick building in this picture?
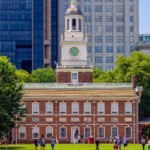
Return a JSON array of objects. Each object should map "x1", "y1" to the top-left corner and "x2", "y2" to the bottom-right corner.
[{"x1": 12, "y1": 0, "x2": 143, "y2": 144}]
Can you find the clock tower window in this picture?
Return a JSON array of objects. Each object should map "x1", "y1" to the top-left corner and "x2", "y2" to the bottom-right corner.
[
  {"x1": 67, "y1": 19, "x2": 70, "y2": 30},
  {"x1": 72, "y1": 19, "x2": 76, "y2": 30},
  {"x1": 79, "y1": 19, "x2": 81, "y2": 31}
]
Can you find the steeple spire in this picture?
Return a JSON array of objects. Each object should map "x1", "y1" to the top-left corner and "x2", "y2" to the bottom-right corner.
[{"x1": 71, "y1": 0, "x2": 77, "y2": 8}]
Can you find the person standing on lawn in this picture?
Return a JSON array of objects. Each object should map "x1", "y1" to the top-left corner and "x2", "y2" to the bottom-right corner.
[
  {"x1": 141, "y1": 136, "x2": 146, "y2": 150},
  {"x1": 95, "y1": 139, "x2": 100, "y2": 150},
  {"x1": 123, "y1": 136, "x2": 128, "y2": 150},
  {"x1": 34, "y1": 139, "x2": 38, "y2": 150},
  {"x1": 51, "y1": 137, "x2": 55, "y2": 150}
]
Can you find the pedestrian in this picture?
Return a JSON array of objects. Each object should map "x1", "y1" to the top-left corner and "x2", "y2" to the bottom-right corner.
[
  {"x1": 113, "y1": 137, "x2": 118, "y2": 150},
  {"x1": 141, "y1": 136, "x2": 146, "y2": 150},
  {"x1": 39, "y1": 138, "x2": 46, "y2": 150},
  {"x1": 34, "y1": 139, "x2": 38, "y2": 150},
  {"x1": 78, "y1": 135, "x2": 81, "y2": 144},
  {"x1": 95, "y1": 139, "x2": 100, "y2": 150},
  {"x1": 118, "y1": 136, "x2": 122, "y2": 150},
  {"x1": 147, "y1": 139, "x2": 150, "y2": 150},
  {"x1": 51, "y1": 137, "x2": 55, "y2": 150},
  {"x1": 123, "y1": 136, "x2": 128, "y2": 150}
]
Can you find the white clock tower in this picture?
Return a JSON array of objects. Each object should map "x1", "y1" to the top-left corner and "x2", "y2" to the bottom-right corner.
[
  {"x1": 56, "y1": 0, "x2": 93, "y2": 83},
  {"x1": 60, "y1": 0, "x2": 88, "y2": 67}
]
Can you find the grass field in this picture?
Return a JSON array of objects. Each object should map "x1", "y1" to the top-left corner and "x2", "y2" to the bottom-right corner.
[{"x1": 0, "y1": 144, "x2": 147, "y2": 150}]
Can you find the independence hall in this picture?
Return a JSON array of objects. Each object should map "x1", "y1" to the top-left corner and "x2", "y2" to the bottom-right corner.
[{"x1": 13, "y1": 0, "x2": 143, "y2": 144}]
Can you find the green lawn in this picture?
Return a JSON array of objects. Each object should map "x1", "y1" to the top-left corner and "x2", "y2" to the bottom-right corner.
[{"x1": 0, "y1": 144, "x2": 146, "y2": 150}]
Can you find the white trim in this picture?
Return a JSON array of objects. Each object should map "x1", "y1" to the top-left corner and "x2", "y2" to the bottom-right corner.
[
  {"x1": 32, "y1": 126, "x2": 39, "y2": 139},
  {"x1": 97, "y1": 102, "x2": 105, "y2": 114},
  {"x1": 84, "y1": 126, "x2": 91, "y2": 139},
  {"x1": 59, "y1": 102, "x2": 67, "y2": 114},
  {"x1": 97, "y1": 126, "x2": 105, "y2": 139},
  {"x1": 72, "y1": 102, "x2": 79, "y2": 114},
  {"x1": 18, "y1": 126, "x2": 26, "y2": 139},
  {"x1": 111, "y1": 126, "x2": 118, "y2": 137},
  {"x1": 125, "y1": 126, "x2": 132, "y2": 139},
  {"x1": 84, "y1": 102, "x2": 91, "y2": 114},
  {"x1": 111, "y1": 102, "x2": 118, "y2": 114},
  {"x1": 59, "y1": 127, "x2": 67, "y2": 139},
  {"x1": 46, "y1": 126, "x2": 53, "y2": 139},
  {"x1": 32, "y1": 102, "x2": 39, "y2": 115},
  {"x1": 46, "y1": 102, "x2": 53, "y2": 114}
]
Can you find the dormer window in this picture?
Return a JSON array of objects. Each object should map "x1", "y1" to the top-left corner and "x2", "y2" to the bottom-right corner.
[{"x1": 72, "y1": 19, "x2": 76, "y2": 30}]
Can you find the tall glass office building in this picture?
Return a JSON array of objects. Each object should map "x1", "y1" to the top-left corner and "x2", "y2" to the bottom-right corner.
[
  {"x1": 0, "y1": 0, "x2": 52, "y2": 72},
  {"x1": 58, "y1": 0, "x2": 139, "y2": 71}
]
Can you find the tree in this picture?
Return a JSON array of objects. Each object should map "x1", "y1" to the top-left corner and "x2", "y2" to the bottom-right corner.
[
  {"x1": 94, "y1": 52, "x2": 150, "y2": 116},
  {"x1": 31, "y1": 68, "x2": 56, "y2": 83},
  {"x1": 16, "y1": 69, "x2": 31, "y2": 83},
  {"x1": 0, "y1": 56, "x2": 25, "y2": 148}
]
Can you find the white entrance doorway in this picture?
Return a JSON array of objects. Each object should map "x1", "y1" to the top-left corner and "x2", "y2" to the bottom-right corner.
[{"x1": 71, "y1": 127, "x2": 80, "y2": 143}]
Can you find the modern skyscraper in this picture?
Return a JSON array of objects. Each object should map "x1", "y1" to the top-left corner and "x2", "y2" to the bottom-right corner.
[
  {"x1": 58, "y1": 0, "x2": 139, "y2": 71},
  {"x1": 0, "y1": 0, "x2": 52, "y2": 72}
]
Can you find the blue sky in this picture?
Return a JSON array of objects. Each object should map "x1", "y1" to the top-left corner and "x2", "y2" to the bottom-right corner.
[{"x1": 139, "y1": 0, "x2": 150, "y2": 34}]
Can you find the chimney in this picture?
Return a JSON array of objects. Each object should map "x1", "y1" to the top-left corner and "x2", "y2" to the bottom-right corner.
[{"x1": 131, "y1": 75, "x2": 137, "y2": 89}]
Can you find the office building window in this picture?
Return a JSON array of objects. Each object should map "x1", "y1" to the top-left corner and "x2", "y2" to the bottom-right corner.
[
  {"x1": 95, "y1": 57, "x2": 103, "y2": 63},
  {"x1": 72, "y1": 102, "x2": 79, "y2": 114},
  {"x1": 46, "y1": 127, "x2": 53, "y2": 139},
  {"x1": 117, "y1": 36, "x2": 124, "y2": 42},
  {"x1": 111, "y1": 127, "x2": 118, "y2": 137},
  {"x1": 84, "y1": 127, "x2": 91, "y2": 138},
  {"x1": 59, "y1": 102, "x2": 67, "y2": 114},
  {"x1": 106, "y1": 26, "x2": 113, "y2": 32},
  {"x1": 95, "y1": 16, "x2": 102, "y2": 22},
  {"x1": 98, "y1": 127, "x2": 105, "y2": 139},
  {"x1": 117, "y1": 46, "x2": 124, "y2": 53},
  {"x1": 111, "y1": 102, "x2": 118, "y2": 114},
  {"x1": 105, "y1": 16, "x2": 113, "y2": 22},
  {"x1": 32, "y1": 127, "x2": 39, "y2": 139},
  {"x1": 60, "y1": 127, "x2": 67, "y2": 139},
  {"x1": 96, "y1": 26, "x2": 102, "y2": 32},
  {"x1": 84, "y1": 6, "x2": 91, "y2": 12},
  {"x1": 125, "y1": 102, "x2": 132, "y2": 114},
  {"x1": 95, "y1": 6, "x2": 102, "y2": 12},
  {"x1": 46, "y1": 102, "x2": 53, "y2": 114},
  {"x1": 125, "y1": 127, "x2": 132, "y2": 138},
  {"x1": 32, "y1": 102, "x2": 39, "y2": 115},
  {"x1": 84, "y1": 102, "x2": 91, "y2": 114},
  {"x1": 106, "y1": 66, "x2": 113, "y2": 71},
  {"x1": 106, "y1": 46, "x2": 113, "y2": 53},
  {"x1": 95, "y1": 46, "x2": 103, "y2": 53},
  {"x1": 84, "y1": 16, "x2": 91, "y2": 22},
  {"x1": 19, "y1": 126, "x2": 26, "y2": 139},
  {"x1": 95, "y1": 36, "x2": 103, "y2": 42},
  {"x1": 97, "y1": 102, "x2": 105, "y2": 114},
  {"x1": 106, "y1": 56, "x2": 113, "y2": 63},
  {"x1": 106, "y1": 36, "x2": 113, "y2": 42}
]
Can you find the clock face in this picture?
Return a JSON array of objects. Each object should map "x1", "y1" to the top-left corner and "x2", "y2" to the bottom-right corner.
[{"x1": 70, "y1": 47, "x2": 79, "y2": 57}]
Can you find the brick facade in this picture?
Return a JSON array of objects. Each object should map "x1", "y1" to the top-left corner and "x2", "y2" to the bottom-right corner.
[{"x1": 13, "y1": 84, "x2": 141, "y2": 144}]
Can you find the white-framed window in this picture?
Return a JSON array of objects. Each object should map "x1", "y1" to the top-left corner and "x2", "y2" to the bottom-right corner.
[
  {"x1": 97, "y1": 102, "x2": 105, "y2": 114},
  {"x1": 72, "y1": 102, "x2": 79, "y2": 114},
  {"x1": 32, "y1": 102, "x2": 39, "y2": 115},
  {"x1": 111, "y1": 126, "x2": 118, "y2": 138},
  {"x1": 84, "y1": 102, "x2": 91, "y2": 114},
  {"x1": 59, "y1": 127, "x2": 67, "y2": 139},
  {"x1": 125, "y1": 102, "x2": 132, "y2": 114},
  {"x1": 19, "y1": 126, "x2": 26, "y2": 139},
  {"x1": 59, "y1": 102, "x2": 67, "y2": 114},
  {"x1": 111, "y1": 102, "x2": 118, "y2": 114},
  {"x1": 46, "y1": 102, "x2": 53, "y2": 114},
  {"x1": 84, "y1": 127, "x2": 91, "y2": 138},
  {"x1": 125, "y1": 127, "x2": 132, "y2": 138},
  {"x1": 46, "y1": 127, "x2": 53, "y2": 139},
  {"x1": 98, "y1": 127, "x2": 105, "y2": 139},
  {"x1": 32, "y1": 127, "x2": 39, "y2": 139},
  {"x1": 71, "y1": 72, "x2": 78, "y2": 83}
]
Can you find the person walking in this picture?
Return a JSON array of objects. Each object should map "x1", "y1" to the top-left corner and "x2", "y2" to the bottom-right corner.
[
  {"x1": 113, "y1": 137, "x2": 119, "y2": 150},
  {"x1": 95, "y1": 139, "x2": 100, "y2": 150},
  {"x1": 123, "y1": 136, "x2": 128, "y2": 150},
  {"x1": 147, "y1": 139, "x2": 150, "y2": 150},
  {"x1": 51, "y1": 137, "x2": 55, "y2": 150},
  {"x1": 118, "y1": 136, "x2": 122, "y2": 150},
  {"x1": 78, "y1": 135, "x2": 81, "y2": 144},
  {"x1": 39, "y1": 138, "x2": 46, "y2": 150},
  {"x1": 34, "y1": 139, "x2": 38, "y2": 150},
  {"x1": 141, "y1": 137, "x2": 146, "y2": 150}
]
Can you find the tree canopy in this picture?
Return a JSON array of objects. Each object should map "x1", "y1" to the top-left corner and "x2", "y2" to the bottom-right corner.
[
  {"x1": 0, "y1": 56, "x2": 25, "y2": 139},
  {"x1": 94, "y1": 52, "x2": 150, "y2": 116},
  {"x1": 31, "y1": 68, "x2": 56, "y2": 83}
]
